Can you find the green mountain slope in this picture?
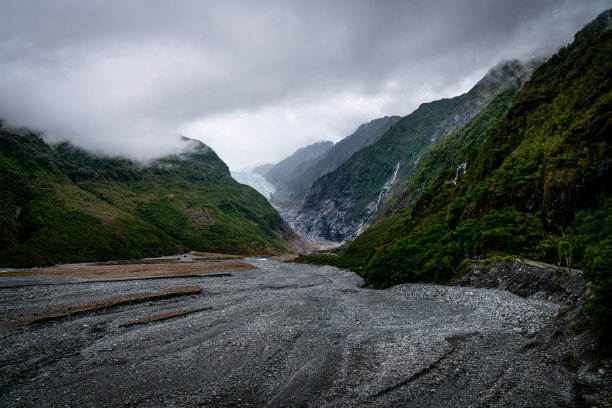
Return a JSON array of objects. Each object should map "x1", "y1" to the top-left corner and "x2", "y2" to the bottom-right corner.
[
  {"x1": 0, "y1": 130, "x2": 300, "y2": 267},
  {"x1": 302, "y1": 9, "x2": 612, "y2": 352},
  {"x1": 295, "y1": 60, "x2": 533, "y2": 243},
  {"x1": 373, "y1": 83, "x2": 524, "y2": 222},
  {"x1": 285, "y1": 116, "x2": 401, "y2": 201},
  {"x1": 316, "y1": 77, "x2": 526, "y2": 270}
]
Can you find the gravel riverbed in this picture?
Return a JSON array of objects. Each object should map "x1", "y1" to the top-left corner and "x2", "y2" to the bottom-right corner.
[{"x1": 0, "y1": 259, "x2": 579, "y2": 407}]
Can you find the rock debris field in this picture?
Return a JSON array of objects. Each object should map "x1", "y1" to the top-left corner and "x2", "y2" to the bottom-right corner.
[{"x1": 0, "y1": 258, "x2": 578, "y2": 407}]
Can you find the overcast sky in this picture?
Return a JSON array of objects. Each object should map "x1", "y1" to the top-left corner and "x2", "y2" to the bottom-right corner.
[{"x1": 0, "y1": 1, "x2": 610, "y2": 170}]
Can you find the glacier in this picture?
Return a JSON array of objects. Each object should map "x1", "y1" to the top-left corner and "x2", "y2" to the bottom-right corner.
[{"x1": 231, "y1": 171, "x2": 276, "y2": 199}]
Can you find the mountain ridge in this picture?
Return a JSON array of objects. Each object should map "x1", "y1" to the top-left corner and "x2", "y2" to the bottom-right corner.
[
  {"x1": 0, "y1": 128, "x2": 304, "y2": 267},
  {"x1": 255, "y1": 140, "x2": 333, "y2": 194},
  {"x1": 283, "y1": 116, "x2": 401, "y2": 201},
  {"x1": 300, "y1": 8, "x2": 612, "y2": 354},
  {"x1": 294, "y1": 59, "x2": 536, "y2": 243}
]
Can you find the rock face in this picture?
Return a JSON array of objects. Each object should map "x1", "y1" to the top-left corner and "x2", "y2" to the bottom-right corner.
[
  {"x1": 454, "y1": 259, "x2": 586, "y2": 304},
  {"x1": 451, "y1": 258, "x2": 610, "y2": 406},
  {"x1": 260, "y1": 117, "x2": 400, "y2": 235},
  {"x1": 295, "y1": 60, "x2": 534, "y2": 243}
]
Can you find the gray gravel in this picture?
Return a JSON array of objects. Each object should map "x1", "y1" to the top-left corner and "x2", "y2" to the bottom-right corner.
[{"x1": 0, "y1": 259, "x2": 577, "y2": 407}]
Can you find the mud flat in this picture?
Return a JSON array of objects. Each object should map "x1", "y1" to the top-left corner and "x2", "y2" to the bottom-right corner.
[{"x1": 0, "y1": 258, "x2": 597, "y2": 407}]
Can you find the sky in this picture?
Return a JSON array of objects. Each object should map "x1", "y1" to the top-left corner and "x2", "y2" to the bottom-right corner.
[{"x1": 0, "y1": 1, "x2": 610, "y2": 170}]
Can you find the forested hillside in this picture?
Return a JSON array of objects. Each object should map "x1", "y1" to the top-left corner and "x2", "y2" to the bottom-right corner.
[
  {"x1": 301, "y1": 9, "x2": 612, "y2": 352},
  {"x1": 284, "y1": 116, "x2": 400, "y2": 201},
  {"x1": 0, "y1": 130, "x2": 300, "y2": 267},
  {"x1": 295, "y1": 60, "x2": 534, "y2": 243}
]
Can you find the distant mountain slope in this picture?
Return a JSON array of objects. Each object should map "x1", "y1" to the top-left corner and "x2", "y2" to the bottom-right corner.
[
  {"x1": 295, "y1": 60, "x2": 534, "y2": 243},
  {"x1": 255, "y1": 141, "x2": 333, "y2": 197},
  {"x1": 373, "y1": 79, "x2": 526, "y2": 223},
  {"x1": 0, "y1": 130, "x2": 302, "y2": 267},
  {"x1": 252, "y1": 163, "x2": 274, "y2": 177},
  {"x1": 284, "y1": 116, "x2": 401, "y2": 200}
]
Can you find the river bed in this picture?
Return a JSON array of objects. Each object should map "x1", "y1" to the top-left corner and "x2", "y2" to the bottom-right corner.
[{"x1": 0, "y1": 258, "x2": 576, "y2": 407}]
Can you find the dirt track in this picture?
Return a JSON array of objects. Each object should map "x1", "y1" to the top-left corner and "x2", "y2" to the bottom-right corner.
[{"x1": 0, "y1": 258, "x2": 581, "y2": 407}]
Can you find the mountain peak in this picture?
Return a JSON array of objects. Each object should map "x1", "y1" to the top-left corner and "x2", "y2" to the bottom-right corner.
[{"x1": 574, "y1": 8, "x2": 612, "y2": 44}]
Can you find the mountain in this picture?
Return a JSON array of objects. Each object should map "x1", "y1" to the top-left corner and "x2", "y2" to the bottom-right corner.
[
  {"x1": 0, "y1": 129, "x2": 303, "y2": 267},
  {"x1": 260, "y1": 117, "x2": 401, "y2": 230},
  {"x1": 252, "y1": 163, "x2": 274, "y2": 177},
  {"x1": 283, "y1": 116, "x2": 401, "y2": 200},
  {"x1": 301, "y1": 9, "x2": 612, "y2": 353},
  {"x1": 295, "y1": 59, "x2": 535, "y2": 243},
  {"x1": 372, "y1": 73, "x2": 528, "y2": 223},
  {"x1": 256, "y1": 141, "x2": 333, "y2": 196}
]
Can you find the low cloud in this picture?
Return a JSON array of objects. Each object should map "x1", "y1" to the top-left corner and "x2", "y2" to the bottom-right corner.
[{"x1": 0, "y1": 0, "x2": 610, "y2": 169}]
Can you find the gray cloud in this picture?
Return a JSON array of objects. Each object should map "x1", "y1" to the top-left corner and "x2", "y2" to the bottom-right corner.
[{"x1": 0, "y1": 0, "x2": 610, "y2": 168}]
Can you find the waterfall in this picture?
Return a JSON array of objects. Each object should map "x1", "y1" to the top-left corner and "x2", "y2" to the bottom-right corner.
[{"x1": 373, "y1": 161, "x2": 401, "y2": 212}]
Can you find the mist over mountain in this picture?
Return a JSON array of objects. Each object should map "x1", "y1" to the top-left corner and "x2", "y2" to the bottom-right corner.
[
  {"x1": 1, "y1": 1, "x2": 608, "y2": 169},
  {"x1": 0, "y1": 128, "x2": 303, "y2": 267},
  {"x1": 255, "y1": 141, "x2": 334, "y2": 197},
  {"x1": 294, "y1": 59, "x2": 536, "y2": 243}
]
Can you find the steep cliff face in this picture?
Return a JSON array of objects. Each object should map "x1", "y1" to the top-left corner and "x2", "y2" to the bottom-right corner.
[
  {"x1": 372, "y1": 78, "x2": 528, "y2": 224},
  {"x1": 295, "y1": 60, "x2": 534, "y2": 243},
  {"x1": 353, "y1": 9, "x2": 612, "y2": 290},
  {"x1": 260, "y1": 117, "x2": 400, "y2": 231}
]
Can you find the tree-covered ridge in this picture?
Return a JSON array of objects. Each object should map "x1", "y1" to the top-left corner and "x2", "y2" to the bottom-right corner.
[
  {"x1": 296, "y1": 60, "x2": 533, "y2": 243},
  {"x1": 0, "y1": 130, "x2": 297, "y2": 267},
  {"x1": 300, "y1": 9, "x2": 612, "y2": 353},
  {"x1": 374, "y1": 81, "x2": 525, "y2": 223}
]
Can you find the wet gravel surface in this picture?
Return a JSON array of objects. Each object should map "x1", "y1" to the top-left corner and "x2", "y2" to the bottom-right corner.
[{"x1": 0, "y1": 259, "x2": 577, "y2": 407}]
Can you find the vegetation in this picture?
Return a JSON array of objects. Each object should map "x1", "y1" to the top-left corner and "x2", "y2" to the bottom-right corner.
[
  {"x1": 0, "y1": 132, "x2": 294, "y2": 267},
  {"x1": 299, "y1": 10, "x2": 612, "y2": 354},
  {"x1": 298, "y1": 59, "x2": 532, "y2": 243},
  {"x1": 375, "y1": 83, "x2": 523, "y2": 221}
]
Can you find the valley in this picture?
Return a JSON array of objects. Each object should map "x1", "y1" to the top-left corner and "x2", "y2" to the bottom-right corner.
[
  {"x1": 0, "y1": 5, "x2": 611, "y2": 407},
  {"x1": 1, "y1": 258, "x2": 605, "y2": 407}
]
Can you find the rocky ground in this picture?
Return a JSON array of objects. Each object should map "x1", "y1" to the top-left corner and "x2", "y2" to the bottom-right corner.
[{"x1": 0, "y1": 258, "x2": 609, "y2": 407}]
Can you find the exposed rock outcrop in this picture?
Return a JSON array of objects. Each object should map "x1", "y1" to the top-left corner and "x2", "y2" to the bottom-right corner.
[
  {"x1": 454, "y1": 258, "x2": 611, "y2": 406},
  {"x1": 454, "y1": 258, "x2": 586, "y2": 304}
]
